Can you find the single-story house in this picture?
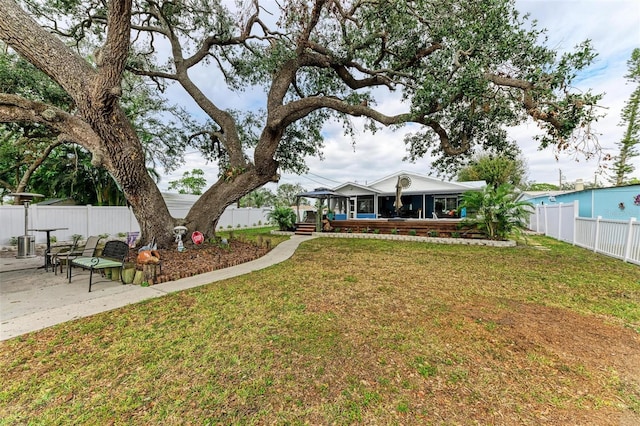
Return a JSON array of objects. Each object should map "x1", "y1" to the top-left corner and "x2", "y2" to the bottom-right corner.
[
  {"x1": 521, "y1": 184, "x2": 640, "y2": 220},
  {"x1": 300, "y1": 171, "x2": 486, "y2": 220}
]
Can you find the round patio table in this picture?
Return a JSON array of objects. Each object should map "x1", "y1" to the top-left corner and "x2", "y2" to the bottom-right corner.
[{"x1": 28, "y1": 228, "x2": 69, "y2": 270}]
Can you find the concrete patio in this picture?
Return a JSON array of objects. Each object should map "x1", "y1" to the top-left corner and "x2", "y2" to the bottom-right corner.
[{"x1": 0, "y1": 235, "x2": 314, "y2": 341}]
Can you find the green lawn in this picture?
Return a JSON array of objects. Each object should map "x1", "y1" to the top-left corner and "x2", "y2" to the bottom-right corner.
[{"x1": 1, "y1": 235, "x2": 639, "y2": 424}]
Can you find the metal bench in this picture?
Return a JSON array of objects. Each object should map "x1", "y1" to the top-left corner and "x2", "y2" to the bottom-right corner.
[{"x1": 69, "y1": 240, "x2": 130, "y2": 292}]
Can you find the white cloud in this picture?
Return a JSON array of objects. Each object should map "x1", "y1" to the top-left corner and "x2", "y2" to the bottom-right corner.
[
  {"x1": 161, "y1": 0, "x2": 640, "y2": 191},
  {"x1": 512, "y1": 0, "x2": 640, "y2": 185}
]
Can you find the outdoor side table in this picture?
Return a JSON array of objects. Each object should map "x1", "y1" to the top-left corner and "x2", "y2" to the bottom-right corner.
[{"x1": 28, "y1": 228, "x2": 69, "y2": 270}]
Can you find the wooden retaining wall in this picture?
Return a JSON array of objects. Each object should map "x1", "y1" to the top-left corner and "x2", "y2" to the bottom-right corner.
[{"x1": 325, "y1": 219, "x2": 485, "y2": 238}]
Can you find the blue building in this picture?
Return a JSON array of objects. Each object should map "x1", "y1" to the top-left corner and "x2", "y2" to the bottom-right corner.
[{"x1": 522, "y1": 184, "x2": 640, "y2": 220}]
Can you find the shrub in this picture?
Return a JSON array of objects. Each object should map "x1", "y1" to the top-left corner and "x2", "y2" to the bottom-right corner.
[
  {"x1": 408, "y1": 229, "x2": 417, "y2": 236},
  {"x1": 428, "y1": 230, "x2": 439, "y2": 237},
  {"x1": 460, "y1": 184, "x2": 532, "y2": 240},
  {"x1": 391, "y1": 228, "x2": 398, "y2": 235},
  {"x1": 267, "y1": 206, "x2": 297, "y2": 231}
]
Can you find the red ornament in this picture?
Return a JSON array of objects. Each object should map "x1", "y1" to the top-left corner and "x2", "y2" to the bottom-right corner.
[{"x1": 191, "y1": 231, "x2": 204, "y2": 245}]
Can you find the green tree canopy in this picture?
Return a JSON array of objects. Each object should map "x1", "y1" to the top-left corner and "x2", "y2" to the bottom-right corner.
[
  {"x1": 526, "y1": 182, "x2": 559, "y2": 191},
  {"x1": 276, "y1": 183, "x2": 309, "y2": 207},
  {"x1": 240, "y1": 188, "x2": 276, "y2": 208},
  {"x1": 168, "y1": 169, "x2": 207, "y2": 195},
  {"x1": 0, "y1": 0, "x2": 604, "y2": 245},
  {"x1": 457, "y1": 152, "x2": 528, "y2": 188},
  {"x1": 0, "y1": 47, "x2": 190, "y2": 202}
]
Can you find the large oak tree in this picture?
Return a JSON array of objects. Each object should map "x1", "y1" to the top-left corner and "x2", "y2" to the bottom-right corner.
[{"x1": 0, "y1": 0, "x2": 602, "y2": 246}]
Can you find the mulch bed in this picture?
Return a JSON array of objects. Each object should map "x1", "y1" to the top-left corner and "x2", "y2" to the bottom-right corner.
[{"x1": 127, "y1": 240, "x2": 270, "y2": 285}]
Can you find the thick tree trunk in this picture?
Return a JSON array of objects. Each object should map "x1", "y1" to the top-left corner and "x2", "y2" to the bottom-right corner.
[
  {"x1": 185, "y1": 163, "x2": 279, "y2": 237},
  {"x1": 0, "y1": 0, "x2": 178, "y2": 247},
  {"x1": 86, "y1": 108, "x2": 176, "y2": 247}
]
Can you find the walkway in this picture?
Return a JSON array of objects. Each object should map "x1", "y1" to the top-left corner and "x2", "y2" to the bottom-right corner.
[{"x1": 0, "y1": 235, "x2": 315, "y2": 341}]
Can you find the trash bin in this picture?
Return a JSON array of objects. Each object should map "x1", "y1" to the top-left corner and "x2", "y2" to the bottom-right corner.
[{"x1": 17, "y1": 235, "x2": 36, "y2": 259}]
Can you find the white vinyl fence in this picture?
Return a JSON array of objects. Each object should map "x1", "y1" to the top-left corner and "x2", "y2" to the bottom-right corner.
[
  {"x1": 529, "y1": 201, "x2": 640, "y2": 265},
  {"x1": 0, "y1": 204, "x2": 273, "y2": 246}
]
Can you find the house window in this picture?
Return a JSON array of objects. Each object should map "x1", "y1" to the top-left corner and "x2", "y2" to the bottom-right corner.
[
  {"x1": 357, "y1": 195, "x2": 374, "y2": 214},
  {"x1": 434, "y1": 195, "x2": 459, "y2": 216}
]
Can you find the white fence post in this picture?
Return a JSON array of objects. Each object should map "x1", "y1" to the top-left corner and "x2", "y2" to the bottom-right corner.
[
  {"x1": 624, "y1": 217, "x2": 637, "y2": 263},
  {"x1": 557, "y1": 203, "x2": 562, "y2": 240},
  {"x1": 86, "y1": 205, "x2": 92, "y2": 239},
  {"x1": 593, "y1": 216, "x2": 602, "y2": 253},
  {"x1": 572, "y1": 200, "x2": 579, "y2": 246}
]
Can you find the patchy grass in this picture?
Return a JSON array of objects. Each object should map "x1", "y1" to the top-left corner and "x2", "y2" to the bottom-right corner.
[{"x1": 1, "y1": 235, "x2": 639, "y2": 424}]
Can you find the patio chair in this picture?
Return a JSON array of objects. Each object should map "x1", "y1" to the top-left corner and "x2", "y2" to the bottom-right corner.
[
  {"x1": 45, "y1": 242, "x2": 76, "y2": 272},
  {"x1": 69, "y1": 240, "x2": 129, "y2": 292},
  {"x1": 53, "y1": 235, "x2": 101, "y2": 278}
]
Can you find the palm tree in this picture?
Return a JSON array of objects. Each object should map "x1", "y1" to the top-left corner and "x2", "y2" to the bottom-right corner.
[
  {"x1": 240, "y1": 188, "x2": 276, "y2": 208},
  {"x1": 460, "y1": 184, "x2": 532, "y2": 240}
]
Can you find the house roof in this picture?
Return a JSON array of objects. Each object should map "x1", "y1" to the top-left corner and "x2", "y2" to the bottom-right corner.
[
  {"x1": 517, "y1": 190, "x2": 574, "y2": 202},
  {"x1": 296, "y1": 188, "x2": 348, "y2": 199},
  {"x1": 334, "y1": 170, "x2": 485, "y2": 195},
  {"x1": 333, "y1": 182, "x2": 382, "y2": 194},
  {"x1": 38, "y1": 198, "x2": 76, "y2": 206},
  {"x1": 161, "y1": 192, "x2": 200, "y2": 209}
]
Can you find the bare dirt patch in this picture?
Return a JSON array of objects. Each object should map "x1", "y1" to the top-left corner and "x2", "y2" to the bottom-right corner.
[
  {"x1": 464, "y1": 300, "x2": 640, "y2": 425},
  {"x1": 482, "y1": 302, "x2": 640, "y2": 381}
]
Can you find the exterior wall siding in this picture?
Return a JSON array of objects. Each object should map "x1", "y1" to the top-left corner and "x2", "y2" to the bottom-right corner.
[{"x1": 526, "y1": 184, "x2": 640, "y2": 220}]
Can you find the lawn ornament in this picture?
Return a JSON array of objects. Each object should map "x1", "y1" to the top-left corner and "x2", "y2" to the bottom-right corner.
[
  {"x1": 137, "y1": 249, "x2": 161, "y2": 264},
  {"x1": 173, "y1": 226, "x2": 188, "y2": 252},
  {"x1": 192, "y1": 231, "x2": 204, "y2": 245},
  {"x1": 138, "y1": 237, "x2": 158, "y2": 252}
]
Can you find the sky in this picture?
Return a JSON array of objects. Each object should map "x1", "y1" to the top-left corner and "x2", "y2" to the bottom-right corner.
[{"x1": 160, "y1": 0, "x2": 640, "y2": 193}]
